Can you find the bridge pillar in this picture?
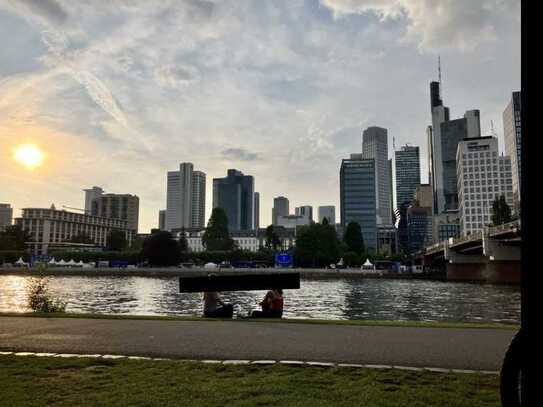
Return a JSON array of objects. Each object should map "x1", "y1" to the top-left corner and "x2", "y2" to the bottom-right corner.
[
  {"x1": 482, "y1": 234, "x2": 521, "y2": 284},
  {"x1": 445, "y1": 244, "x2": 487, "y2": 282},
  {"x1": 482, "y1": 234, "x2": 521, "y2": 261}
]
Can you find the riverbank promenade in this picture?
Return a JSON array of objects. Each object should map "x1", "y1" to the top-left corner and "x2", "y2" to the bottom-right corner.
[{"x1": 0, "y1": 316, "x2": 514, "y2": 371}]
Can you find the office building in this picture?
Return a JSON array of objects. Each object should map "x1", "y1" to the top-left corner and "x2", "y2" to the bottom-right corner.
[
  {"x1": 83, "y1": 186, "x2": 104, "y2": 215},
  {"x1": 377, "y1": 225, "x2": 398, "y2": 255},
  {"x1": 91, "y1": 193, "x2": 139, "y2": 233},
  {"x1": 395, "y1": 145, "x2": 421, "y2": 251},
  {"x1": 340, "y1": 154, "x2": 377, "y2": 251},
  {"x1": 503, "y1": 91, "x2": 522, "y2": 210},
  {"x1": 272, "y1": 196, "x2": 289, "y2": 226},
  {"x1": 277, "y1": 214, "x2": 311, "y2": 230},
  {"x1": 318, "y1": 206, "x2": 336, "y2": 225},
  {"x1": 158, "y1": 210, "x2": 166, "y2": 230},
  {"x1": 407, "y1": 206, "x2": 433, "y2": 253},
  {"x1": 166, "y1": 163, "x2": 206, "y2": 231},
  {"x1": 362, "y1": 126, "x2": 392, "y2": 226},
  {"x1": 413, "y1": 184, "x2": 433, "y2": 208},
  {"x1": 191, "y1": 171, "x2": 206, "y2": 229},
  {"x1": 428, "y1": 80, "x2": 481, "y2": 214},
  {"x1": 433, "y1": 212, "x2": 460, "y2": 243},
  {"x1": 254, "y1": 192, "x2": 260, "y2": 230},
  {"x1": 15, "y1": 205, "x2": 133, "y2": 254},
  {"x1": 213, "y1": 169, "x2": 254, "y2": 231},
  {"x1": 295, "y1": 206, "x2": 313, "y2": 221},
  {"x1": 0, "y1": 203, "x2": 13, "y2": 231},
  {"x1": 457, "y1": 137, "x2": 514, "y2": 236}
]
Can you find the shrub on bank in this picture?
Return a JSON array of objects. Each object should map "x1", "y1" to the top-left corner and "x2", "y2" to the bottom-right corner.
[{"x1": 26, "y1": 277, "x2": 67, "y2": 313}]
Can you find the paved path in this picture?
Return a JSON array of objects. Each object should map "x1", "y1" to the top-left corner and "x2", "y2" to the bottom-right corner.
[{"x1": 0, "y1": 317, "x2": 514, "y2": 371}]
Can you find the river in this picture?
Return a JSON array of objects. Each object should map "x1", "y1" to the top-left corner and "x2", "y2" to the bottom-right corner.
[{"x1": 0, "y1": 275, "x2": 520, "y2": 324}]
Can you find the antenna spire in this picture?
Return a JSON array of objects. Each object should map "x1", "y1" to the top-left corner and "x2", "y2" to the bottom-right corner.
[{"x1": 438, "y1": 55, "x2": 441, "y2": 83}]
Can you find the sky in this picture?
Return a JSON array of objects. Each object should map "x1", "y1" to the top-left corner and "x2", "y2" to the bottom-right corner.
[{"x1": 0, "y1": 0, "x2": 520, "y2": 233}]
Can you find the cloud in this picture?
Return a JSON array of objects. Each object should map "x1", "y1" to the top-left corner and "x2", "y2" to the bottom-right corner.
[
  {"x1": 320, "y1": 0, "x2": 518, "y2": 52},
  {"x1": 154, "y1": 64, "x2": 201, "y2": 88},
  {"x1": 10, "y1": 0, "x2": 68, "y2": 25},
  {"x1": 222, "y1": 148, "x2": 260, "y2": 161}
]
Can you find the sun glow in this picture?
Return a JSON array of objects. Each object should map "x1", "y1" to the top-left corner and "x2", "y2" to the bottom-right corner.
[{"x1": 14, "y1": 144, "x2": 44, "y2": 170}]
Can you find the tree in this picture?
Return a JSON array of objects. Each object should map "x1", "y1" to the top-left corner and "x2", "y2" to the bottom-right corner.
[
  {"x1": 202, "y1": 208, "x2": 235, "y2": 251},
  {"x1": 265, "y1": 225, "x2": 281, "y2": 251},
  {"x1": 178, "y1": 229, "x2": 189, "y2": 253},
  {"x1": 141, "y1": 231, "x2": 181, "y2": 266},
  {"x1": 294, "y1": 222, "x2": 340, "y2": 267},
  {"x1": 342, "y1": 251, "x2": 360, "y2": 267},
  {"x1": 106, "y1": 229, "x2": 127, "y2": 251},
  {"x1": 0, "y1": 224, "x2": 31, "y2": 250},
  {"x1": 491, "y1": 195, "x2": 512, "y2": 226},
  {"x1": 343, "y1": 222, "x2": 365, "y2": 254},
  {"x1": 322, "y1": 217, "x2": 330, "y2": 226},
  {"x1": 69, "y1": 233, "x2": 93, "y2": 244}
]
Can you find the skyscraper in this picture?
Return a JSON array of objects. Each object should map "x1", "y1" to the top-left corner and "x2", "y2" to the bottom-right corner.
[
  {"x1": 503, "y1": 91, "x2": 521, "y2": 210},
  {"x1": 92, "y1": 193, "x2": 140, "y2": 233},
  {"x1": 457, "y1": 137, "x2": 514, "y2": 236},
  {"x1": 191, "y1": 171, "x2": 206, "y2": 228},
  {"x1": 0, "y1": 203, "x2": 13, "y2": 231},
  {"x1": 362, "y1": 126, "x2": 392, "y2": 226},
  {"x1": 254, "y1": 192, "x2": 260, "y2": 230},
  {"x1": 158, "y1": 210, "x2": 166, "y2": 230},
  {"x1": 272, "y1": 196, "x2": 289, "y2": 226},
  {"x1": 83, "y1": 186, "x2": 103, "y2": 215},
  {"x1": 318, "y1": 206, "x2": 335, "y2": 225},
  {"x1": 340, "y1": 154, "x2": 377, "y2": 251},
  {"x1": 213, "y1": 169, "x2": 254, "y2": 231},
  {"x1": 428, "y1": 80, "x2": 481, "y2": 214},
  {"x1": 166, "y1": 163, "x2": 206, "y2": 231},
  {"x1": 395, "y1": 145, "x2": 421, "y2": 251},
  {"x1": 295, "y1": 206, "x2": 313, "y2": 221}
]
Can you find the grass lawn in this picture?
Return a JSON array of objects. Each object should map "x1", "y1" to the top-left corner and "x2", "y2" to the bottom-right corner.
[
  {"x1": 0, "y1": 355, "x2": 500, "y2": 407},
  {"x1": 0, "y1": 312, "x2": 518, "y2": 330}
]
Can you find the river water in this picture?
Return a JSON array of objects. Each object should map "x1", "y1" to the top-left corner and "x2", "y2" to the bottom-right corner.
[{"x1": 0, "y1": 275, "x2": 520, "y2": 324}]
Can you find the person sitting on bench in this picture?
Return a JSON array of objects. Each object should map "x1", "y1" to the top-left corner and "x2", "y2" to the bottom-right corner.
[
  {"x1": 203, "y1": 291, "x2": 233, "y2": 318},
  {"x1": 250, "y1": 289, "x2": 283, "y2": 318}
]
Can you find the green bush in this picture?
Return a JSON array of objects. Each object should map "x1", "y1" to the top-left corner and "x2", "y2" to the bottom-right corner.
[{"x1": 26, "y1": 277, "x2": 67, "y2": 313}]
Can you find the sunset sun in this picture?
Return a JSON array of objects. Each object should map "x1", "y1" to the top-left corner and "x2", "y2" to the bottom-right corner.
[{"x1": 14, "y1": 144, "x2": 44, "y2": 170}]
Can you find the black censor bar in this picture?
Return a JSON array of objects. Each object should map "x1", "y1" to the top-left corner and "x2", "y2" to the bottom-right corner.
[{"x1": 179, "y1": 272, "x2": 300, "y2": 292}]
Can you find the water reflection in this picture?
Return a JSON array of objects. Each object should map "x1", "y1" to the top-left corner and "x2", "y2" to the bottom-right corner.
[{"x1": 0, "y1": 275, "x2": 520, "y2": 324}]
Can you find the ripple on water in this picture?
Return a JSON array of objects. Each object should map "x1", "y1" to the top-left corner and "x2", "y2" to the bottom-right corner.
[{"x1": 0, "y1": 275, "x2": 521, "y2": 324}]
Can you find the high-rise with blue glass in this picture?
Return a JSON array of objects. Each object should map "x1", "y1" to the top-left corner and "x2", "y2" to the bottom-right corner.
[{"x1": 340, "y1": 154, "x2": 377, "y2": 252}]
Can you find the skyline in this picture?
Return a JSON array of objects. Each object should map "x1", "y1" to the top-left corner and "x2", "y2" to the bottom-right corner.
[{"x1": 0, "y1": 1, "x2": 520, "y2": 233}]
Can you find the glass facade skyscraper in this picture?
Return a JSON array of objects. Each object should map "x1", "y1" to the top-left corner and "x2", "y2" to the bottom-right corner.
[
  {"x1": 340, "y1": 155, "x2": 377, "y2": 251},
  {"x1": 429, "y1": 80, "x2": 480, "y2": 214},
  {"x1": 362, "y1": 126, "x2": 392, "y2": 226},
  {"x1": 503, "y1": 91, "x2": 521, "y2": 211},
  {"x1": 213, "y1": 169, "x2": 254, "y2": 231},
  {"x1": 395, "y1": 145, "x2": 420, "y2": 252}
]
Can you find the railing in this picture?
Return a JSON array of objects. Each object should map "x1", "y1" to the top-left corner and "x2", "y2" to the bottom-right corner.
[
  {"x1": 486, "y1": 219, "x2": 521, "y2": 236},
  {"x1": 425, "y1": 242, "x2": 444, "y2": 254},
  {"x1": 450, "y1": 231, "x2": 482, "y2": 247}
]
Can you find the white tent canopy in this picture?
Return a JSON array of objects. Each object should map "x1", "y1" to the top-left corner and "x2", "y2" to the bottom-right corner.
[
  {"x1": 57, "y1": 259, "x2": 67, "y2": 266},
  {"x1": 362, "y1": 259, "x2": 374, "y2": 268},
  {"x1": 15, "y1": 257, "x2": 27, "y2": 265},
  {"x1": 204, "y1": 262, "x2": 217, "y2": 269},
  {"x1": 48, "y1": 257, "x2": 57, "y2": 265}
]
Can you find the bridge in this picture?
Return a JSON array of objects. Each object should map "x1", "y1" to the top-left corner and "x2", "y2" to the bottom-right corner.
[{"x1": 417, "y1": 220, "x2": 521, "y2": 284}]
